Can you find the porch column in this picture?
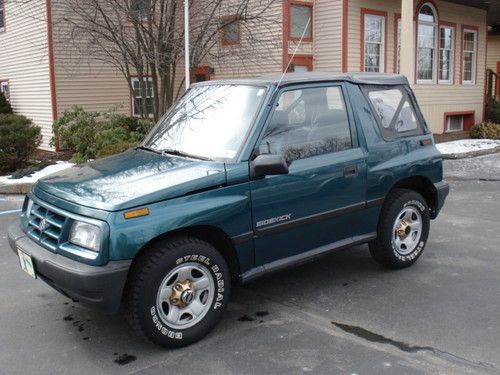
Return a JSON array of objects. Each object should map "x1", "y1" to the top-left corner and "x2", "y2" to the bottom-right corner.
[{"x1": 400, "y1": 0, "x2": 414, "y2": 82}]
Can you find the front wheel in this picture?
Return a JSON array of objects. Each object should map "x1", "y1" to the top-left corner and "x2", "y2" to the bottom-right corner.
[
  {"x1": 369, "y1": 189, "x2": 430, "y2": 269},
  {"x1": 126, "y1": 237, "x2": 230, "y2": 348}
]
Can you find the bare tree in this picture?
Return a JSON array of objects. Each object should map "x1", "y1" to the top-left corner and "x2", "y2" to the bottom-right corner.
[{"x1": 58, "y1": 0, "x2": 281, "y2": 121}]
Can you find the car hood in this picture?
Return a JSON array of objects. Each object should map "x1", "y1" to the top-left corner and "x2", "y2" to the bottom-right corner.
[{"x1": 35, "y1": 149, "x2": 227, "y2": 211}]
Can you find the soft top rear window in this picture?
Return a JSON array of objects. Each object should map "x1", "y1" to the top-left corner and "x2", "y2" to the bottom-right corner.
[{"x1": 362, "y1": 85, "x2": 426, "y2": 140}]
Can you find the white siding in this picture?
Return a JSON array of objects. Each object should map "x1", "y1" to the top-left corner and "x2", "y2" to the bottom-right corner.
[{"x1": 0, "y1": 0, "x2": 53, "y2": 149}]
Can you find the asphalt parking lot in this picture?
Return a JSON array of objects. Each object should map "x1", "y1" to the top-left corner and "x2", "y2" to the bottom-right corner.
[{"x1": 0, "y1": 154, "x2": 499, "y2": 375}]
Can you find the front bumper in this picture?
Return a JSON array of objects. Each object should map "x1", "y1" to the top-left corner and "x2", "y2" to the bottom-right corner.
[
  {"x1": 8, "y1": 223, "x2": 131, "y2": 314},
  {"x1": 432, "y1": 181, "x2": 450, "y2": 219}
]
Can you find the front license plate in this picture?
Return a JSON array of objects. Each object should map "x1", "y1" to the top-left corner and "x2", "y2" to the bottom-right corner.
[{"x1": 17, "y1": 248, "x2": 37, "y2": 279}]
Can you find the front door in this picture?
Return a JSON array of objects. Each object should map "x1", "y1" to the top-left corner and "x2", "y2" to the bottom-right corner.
[{"x1": 250, "y1": 84, "x2": 367, "y2": 265}]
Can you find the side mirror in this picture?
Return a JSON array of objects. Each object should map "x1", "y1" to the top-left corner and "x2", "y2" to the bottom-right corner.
[{"x1": 250, "y1": 154, "x2": 289, "y2": 180}]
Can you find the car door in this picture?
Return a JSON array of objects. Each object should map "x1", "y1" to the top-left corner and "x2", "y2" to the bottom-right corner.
[{"x1": 249, "y1": 84, "x2": 367, "y2": 265}]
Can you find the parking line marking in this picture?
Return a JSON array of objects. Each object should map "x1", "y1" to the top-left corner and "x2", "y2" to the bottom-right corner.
[{"x1": 0, "y1": 209, "x2": 21, "y2": 216}]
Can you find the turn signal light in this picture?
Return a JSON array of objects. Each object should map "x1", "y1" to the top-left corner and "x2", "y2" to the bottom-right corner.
[{"x1": 124, "y1": 208, "x2": 150, "y2": 219}]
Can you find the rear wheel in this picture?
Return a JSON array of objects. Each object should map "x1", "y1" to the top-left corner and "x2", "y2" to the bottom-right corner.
[
  {"x1": 126, "y1": 236, "x2": 230, "y2": 348},
  {"x1": 369, "y1": 189, "x2": 430, "y2": 269}
]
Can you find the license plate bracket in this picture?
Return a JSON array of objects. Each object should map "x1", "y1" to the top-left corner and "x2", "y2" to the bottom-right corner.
[{"x1": 17, "y1": 248, "x2": 37, "y2": 279}]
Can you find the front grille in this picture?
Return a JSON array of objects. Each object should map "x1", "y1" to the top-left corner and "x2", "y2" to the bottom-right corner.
[{"x1": 27, "y1": 202, "x2": 68, "y2": 251}]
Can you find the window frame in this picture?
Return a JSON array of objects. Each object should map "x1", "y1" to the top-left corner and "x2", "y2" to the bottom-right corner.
[
  {"x1": 288, "y1": 1, "x2": 313, "y2": 42},
  {"x1": 416, "y1": 2, "x2": 439, "y2": 84},
  {"x1": 220, "y1": 15, "x2": 240, "y2": 46},
  {"x1": 360, "y1": 8, "x2": 387, "y2": 73},
  {"x1": 255, "y1": 82, "x2": 359, "y2": 162},
  {"x1": 0, "y1": 0, "x2": 5, "y2": 33},
  {"x1": 461, "y1": 26, "x2": 478, "y2": 85},
  {"x1": 131, "y1": 76, "x2": 154, "y2": 118},
  {"x1": 438, "y1": 22, "x2": 455, "y2": 84}
]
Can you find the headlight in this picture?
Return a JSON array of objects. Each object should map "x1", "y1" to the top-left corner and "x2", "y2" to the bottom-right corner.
[
  {"x1": 26, "y1": 199, "x2": 33, "y2": 217},
  {"x1": 69, "y1": 221, "x2": 101, "y2": 252}
]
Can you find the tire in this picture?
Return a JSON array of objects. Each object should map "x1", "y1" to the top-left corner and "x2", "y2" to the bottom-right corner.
[
  {"x1": 126, "y1": 236, "x2": 230, "y2": 348},
  {"x1": 369, "y1": 189, "x2": 430, "y2": 269}
]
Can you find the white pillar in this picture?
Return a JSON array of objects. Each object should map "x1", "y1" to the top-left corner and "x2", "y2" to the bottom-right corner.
[{"x1": 400, "y1": 0, "x2": 414, "y2": 83}]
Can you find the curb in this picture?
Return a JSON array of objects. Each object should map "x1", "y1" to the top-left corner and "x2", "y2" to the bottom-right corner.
[
  {"x1": 0, "y1": 183, "x2": 32, "y2": 195},
  {"x1": 441, "y1": 146, "x2": 500, "y2": 160}
]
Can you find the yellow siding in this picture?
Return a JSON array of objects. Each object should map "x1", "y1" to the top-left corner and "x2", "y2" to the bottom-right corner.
[
  {"x1": 487, "y1": 35, "x2": 500, "y2": 71},
  {"x1": 340, "y1": 0, "x2": 487, "y2": 133},
  {"x1": 51, "y1": 0, "x2": 130, "y2": 117},
  {"x1": 0, "y1": 0, "x2": 53, "y2": 149},
  {"x1": 314, "y1": 0, "x2": 343, "y2": 72}
]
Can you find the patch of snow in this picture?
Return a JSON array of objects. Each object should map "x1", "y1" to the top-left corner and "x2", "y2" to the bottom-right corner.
[
  {"x1": 0, "y1": 161, "x2": 75, "y2": 185},
  {"x1": 436, "y1": 139, "x2": 500, "y2": 155}
]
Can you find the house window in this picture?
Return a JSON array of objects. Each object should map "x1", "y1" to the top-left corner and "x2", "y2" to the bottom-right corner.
[
  {"x1": 130, "y1": 0, "x2": 151, "y2": 22},
  {"x1": 0, "y1": 0, "x2": 5, "y2": 32},
  {"x1": 363, "y1": 13, "x2": 385, "y2": 72},
  {"x1": 132, "y1": 78, "x2": 154, "y2": 117},
  {"x1": 287, "y1": 55, "x2": 313, "y2": 72},
  {"x1": 0, "y1": 81, "x2": 9, "y2": 100},
  {"x1": 439, "y1": 26, "x2": 454, "y2": 83},
  {"x1": 446, "y1": 115, "x2": 463, "y2": 132},
  {"x1": 462, "y1": 29, "x2": 477, "y2": 84},
  {"x1": 290, "y1": 4, "x2": 312, "y2": 40},
  {"x1": 221, "y1": 16, "x2": 240, "y2": 46},
  {"x1": 417, "y1": 3, "x2": 437, "y2": 82}
]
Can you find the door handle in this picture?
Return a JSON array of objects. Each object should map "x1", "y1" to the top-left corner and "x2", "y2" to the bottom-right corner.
[{"x1": 344, "y1": 165, "x2": 357, "y2": 177}]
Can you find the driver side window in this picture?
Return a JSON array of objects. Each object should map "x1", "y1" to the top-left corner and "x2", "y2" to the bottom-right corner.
[{"x1": 259, "y1": 86, "x2": 352, "y2": 163}]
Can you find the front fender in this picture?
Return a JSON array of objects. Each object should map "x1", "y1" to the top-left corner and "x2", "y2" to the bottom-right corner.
[{"x1": 107, "y1": 185, "x2": 253, "y2": 263}]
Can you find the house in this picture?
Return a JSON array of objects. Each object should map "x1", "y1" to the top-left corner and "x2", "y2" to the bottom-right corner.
[{"x1": 1, "y1": 0, "x2": 499, "y2": 150}]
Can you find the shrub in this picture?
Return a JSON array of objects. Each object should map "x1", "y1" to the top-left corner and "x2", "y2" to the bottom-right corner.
[
  {"x1": 0, "y1": 114, "x2": 41, "y2": 173},
  {"x1": 469, "y1": 122, "x2": 500, "y2": 139},
  {"x1": 96, "y1": 142, "x2": 138, "y2": 159},
  {"x1": 0, "y1": 91, "x2": 13, "y2": 114},
  {"x1": 487, "y1": 101, "x2": 500, "y2": 124},
  {"x1": 52, "y1": 106, "x2": 154, "y2": 162}
]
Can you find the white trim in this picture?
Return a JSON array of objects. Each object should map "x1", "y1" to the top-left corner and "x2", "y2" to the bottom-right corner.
[{"x1": 462, "y1": 28, "x2": 477, "y2": 85}]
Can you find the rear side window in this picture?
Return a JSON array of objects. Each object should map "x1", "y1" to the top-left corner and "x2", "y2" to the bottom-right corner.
[{"x1": 363, "y1": 86, "x2": 424, "y2": 139}]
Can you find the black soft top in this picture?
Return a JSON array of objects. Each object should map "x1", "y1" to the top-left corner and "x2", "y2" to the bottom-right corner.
[{"x1": 192, "y1": 72, "x2": 409, "y2": 87}]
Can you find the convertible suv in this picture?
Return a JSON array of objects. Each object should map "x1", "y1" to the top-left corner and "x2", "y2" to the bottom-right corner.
[{"x1": 9, "y1": 73, "x2": 449, "y2": 347}]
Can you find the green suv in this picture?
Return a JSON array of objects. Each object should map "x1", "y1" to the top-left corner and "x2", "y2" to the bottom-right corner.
[{"x1": 9, "y1": 73, "x2": 449, "y2": 348}]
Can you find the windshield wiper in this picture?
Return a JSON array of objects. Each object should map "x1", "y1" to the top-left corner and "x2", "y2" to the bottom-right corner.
[
  {"x1": 161, "y1": 149, "x2": 213, "y2": 161},
  {"x1": 135, "y1": 145, "x2": 163, "y2": 155}
]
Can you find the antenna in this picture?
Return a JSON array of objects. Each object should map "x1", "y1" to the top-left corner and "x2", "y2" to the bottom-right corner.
[{"x1": 277, "y1": 17, "x2": 311, "y2": 87}]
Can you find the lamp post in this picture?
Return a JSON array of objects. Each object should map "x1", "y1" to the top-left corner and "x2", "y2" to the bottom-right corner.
[{"x1": 184, "y1": 0, "x2": 190, "y2": 91}]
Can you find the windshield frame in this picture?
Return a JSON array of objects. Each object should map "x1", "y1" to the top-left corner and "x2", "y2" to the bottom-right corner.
[{"x1": 141, "y1": 82, "x2": 272, "y2": 163}]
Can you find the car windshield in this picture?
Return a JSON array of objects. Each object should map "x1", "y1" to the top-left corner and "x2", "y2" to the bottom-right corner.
[{"x1": 143, "y1": 84, "x2": 267, "y2": 161}]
